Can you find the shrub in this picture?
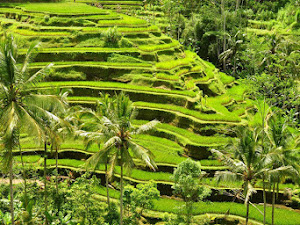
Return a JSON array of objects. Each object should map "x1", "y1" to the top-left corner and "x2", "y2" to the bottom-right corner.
[
  {"x1": 44, "y1": 15, "x2": 50, "y2": 22},
  {"x1": 103, "y1": 26, "x2": 121, "y2": 46},
  {"x1": 119, "y1": 37, "x2": 133, "y2": 47}
]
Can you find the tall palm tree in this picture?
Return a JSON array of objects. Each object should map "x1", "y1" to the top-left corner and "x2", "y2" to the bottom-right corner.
[
  {"x1": 0, "y1": 35, "x2": 65, "y2": 224},
  {"x1": 78, "y1": 94, "x2": 114, "y2": 206},
  {"x1": 79, "y1": 92, "x2": 158, "y2": 225},
  {"x1": 266, "y1": 113, "x2": 299, "y2": 225},
  {"x1": 212, "y1": 128, "x2": 268, "y2": 225},
  {"x1": 50, "y1": 105, "x2": 76, "y2": 195}
]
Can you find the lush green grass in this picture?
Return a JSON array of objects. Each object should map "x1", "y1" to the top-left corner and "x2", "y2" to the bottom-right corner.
[
  {"x1": 156, "y1": 73, "x2": 180, "y2": 81},
  {"x1": 156, "y1": 56, "x2": 194, "y2": 70},
  {"x1": 133, "y1": 120, "x2": 231, "y2": 147},
  {"x1": 68, "y1": 97, "x2": 243, "y2": 123},
  {"x1": 46, "y1": 159, "x2": 173, "y2": 182},
  {"x1": 93, "y1": 184, "x2": 300, "y2": 225},
  {"x1": 97, "y1": 1, "x2": 143, "y2": 6},
  {"x1": 134, "y1": 102, "x2": 242, "y2": 123},
  {"x1": 219, "y1": 72, "x2": 235, "y2": 85},
  {"x1": 15, "y1": 155, "x2": 41, "y2": 163},
  {"x1": 98, "y1": 14, "x2": 147, "y2": 27},
  {"x1": 11, "y1": 153, "x2": 298, "y2": 191},
  {"x1": 132, "y1": 134, "x2": 185, "y2": 165},
  {"x1": 27, "y1": 47, "x2": 137, "y2": 53},
  {"x1": 139, "y1": 40, "x2": 180, "y2": 52},
  {"x1": 36, "y1": 81, "x2": 196, "y2": 98},
  {"x1": 19, "y1": 3, "x2": 108, "y2": 15},
  {"x1": 28, "y1": 61, "x2": 153, "y2": 69},
  {"x1": 153, "y1": 198, "x2": 300, "y2": 225},
  {"x1": 14, "y1": 29, "x2": 70, "y2": 37},
  {"x1": 19, "y1": 134, "x2": 185, "y2": 165}
]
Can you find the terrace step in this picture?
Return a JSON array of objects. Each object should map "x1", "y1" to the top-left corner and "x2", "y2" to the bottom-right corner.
[
  {"x1": 14, "y1": 155, "x2": 294, "y2": 207},
  {"x1": 20, "y1": 47, "x2": 142, "y2": 62},
  {"x1": 36, "y1": 81, "x2": 196, "y2": 107}
]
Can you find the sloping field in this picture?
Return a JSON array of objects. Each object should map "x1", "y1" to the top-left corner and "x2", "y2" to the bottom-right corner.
[{"x1": 1, "y1": 1, "x2": 298, "y2": 224}]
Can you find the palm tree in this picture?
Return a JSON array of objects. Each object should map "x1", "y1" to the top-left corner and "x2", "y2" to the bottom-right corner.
[
  {"x1": 218, "y1": 31, "x2": 243, "y2": 76},
  {"x1": 50, "y1": 105, "x2": 77, "y2": 195},
  {"x1": 266, "y1": 113, "x2": 299, "y2": 225},
  {"x1": 0, "y1": 35, "x2": 65, "y2": 224},
  {"x1": 79, "y1": 92, "x2": 158, "y2": 225},
  {"x1": 212, "y1": 128, "x2": 267, "y2": 225},
  {"x1": 78, "y1": 94, "x2": 114, "y2": 206}
]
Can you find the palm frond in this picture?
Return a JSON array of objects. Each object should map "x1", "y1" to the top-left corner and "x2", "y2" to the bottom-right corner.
[
  {"x1": 244, "y1": 181, "x2": 256, "y2": 204},
  {"x1": 22, "y1": 63, "x2": 53, "y2": 88},
  {"x1": 108, "y1": 153, "x2": 118, "y2": 179},
  {"x1": 122, "y1": 148, "x2": 135, "y2": 174},
  {"x1": 21, "y1": 41, "x2": 39, "y2": 76},
  {"x1": 214, "y1": 170, "x2": 242, "y2": 183},
  {"x1": 129, "y1": 141, "x2": 157, "y2": 171},
  {"x1": 133, "y1": 120, "x2": 160, "y2": 135}
]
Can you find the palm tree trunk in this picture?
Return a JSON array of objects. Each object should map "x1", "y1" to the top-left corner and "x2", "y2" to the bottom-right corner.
[
  {"x1": 9, "y1": 150, "x2": 15, "y2": 225},
  {"x1": 44, "y1": 142, "x2": 48, "y2": 225},
  {"x1": 55, "y1": 147, "x2": 59, "y2": 195},
  {"x1": 276, "y1": 179, "x2": 279, "y2": 199},
  {"x1": 245, "y1": 201, "x2": 249, "y2": 225},
  {"x1": 120, "y1": 151, "x2": 124, "y2": 225},
  {"x1": 263, "y1": 175, "x2": 266, "y2": 225},
  {"x1": 105, "y1": 158, "x2": 110, "y2": 206},
  {"x1": 272, "y1": 182, "x2": 276, "y2": 225},
  {"x1": 19, "y1": 143, "x2": 28, "y2": 208},
  {"x1": 235, "y1": 0, "x2": 240, "y2": 12},
  {"x1": 221, "y1": 0, "x2": 226, "y2": 71}
]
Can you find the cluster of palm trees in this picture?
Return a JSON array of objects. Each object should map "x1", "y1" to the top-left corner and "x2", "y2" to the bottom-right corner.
[
  {"x1": 212, "y1": 111, "x2": 300, "y2": 225},
  {"x1": 0, "y1": 35, "x2": 159, "y2": 225},
  {"x1": 0, "y1": 35, "x2": 68, "y2": 224}
]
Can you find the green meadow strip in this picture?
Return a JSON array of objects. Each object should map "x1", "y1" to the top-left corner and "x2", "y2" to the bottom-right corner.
[
  {"x1": 10, "y1": 155, "x2": 299, "y2": 191},
  {"x1": 20, "y1": 134, "x2": 185, "y2": 165},
  {"x1": 98, "y1": 14, "x2": 147, "y2": 27},
  {"x1": 156, "y1": 73, "x2": 180, "y2": 81},
  {"x1": 21, "y1": 47, "x2": 138, "y2": 54},
  {"x1": 98, "y1": 1, "x2": 143, "y2": 6},
  {"x1": 138, "y1": 40, "x2": 180, "y2": 52},
  {"x1": 47, "y1": 159, "x2": 173, "y2": 183},
  {"x1": 36, "y1": 81, "x2": 196, "y2": 98},
  {"x1": 14, "y1": 29, "x2": 70, "y2": 37},
  {"x1": 92, "y1": 185, "x2": 299, "y2": 225},
  {"x1": 19, "y1": 2, "x2": 108, "y2": 15},
  {"x1": 133, "y1": 120, "x2": 231, "y2": 147},
  {"x1": 156, "y1": 57, "x2": 194, "y2": 70},
  {"x1": 94, "y1": 185, "x2": 300, "y2": 225},
  {"x1": 219, "y1": 72, "x2": 235, "y2": 85},
  {"x1": 68, "y1": 97, "x2": 243, "y2": 123},
  {"x1": 133, "y1": 102, "x2": 242, "y2": 123},
  {"x1": 28, "y1": 61, "x2": 153, "y2": 69},
  {"x1": 132, "y1": 134, "x2": 185, "y2": 165}
]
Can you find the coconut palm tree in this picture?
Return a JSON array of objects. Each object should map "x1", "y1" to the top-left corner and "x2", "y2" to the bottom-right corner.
[
  {"x1": 78, "y1": 94, "x2": 114, "y2": 206},
  {"x1": 0, "y1": 34, "x2": 65, "y2": 224},
  {"x1": 50, "y1": 105, "x2": 77, "y2": 195},
  {"x1": 212, "y1": 128, "x2": 268, "y2": 225},
  {"x1": 266, "y1": 113, "x2": 299, "y2": 225},
  {"x1": 79, "y1": 92, "x2": 158, "y2": 225}
]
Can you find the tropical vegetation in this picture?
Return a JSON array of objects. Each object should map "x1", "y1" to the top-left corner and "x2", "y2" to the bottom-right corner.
[{"x1": 0, "y1": 0, "x2": 299, "y2": 225}]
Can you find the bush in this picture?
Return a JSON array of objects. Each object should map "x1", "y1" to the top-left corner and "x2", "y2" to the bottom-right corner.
[
  {"x1": 44, "y1": 15, "x2": 50, "y2": 22},
  {"x1": 103, "y1": 26, "x2": 121, "y2": 46},
  {"x1": 119, "y1": 37, "x2": 133, "y2": 47}
]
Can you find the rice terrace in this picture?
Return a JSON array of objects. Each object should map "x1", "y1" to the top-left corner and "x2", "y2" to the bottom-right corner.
[{"x1": 0, "y1": 0, "x2": 299, "y2": 224}]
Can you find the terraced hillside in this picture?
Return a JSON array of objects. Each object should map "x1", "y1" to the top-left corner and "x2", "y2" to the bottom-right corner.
[{"x1": 1, "y1": 1, "x2": 300, "y2": 224}]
